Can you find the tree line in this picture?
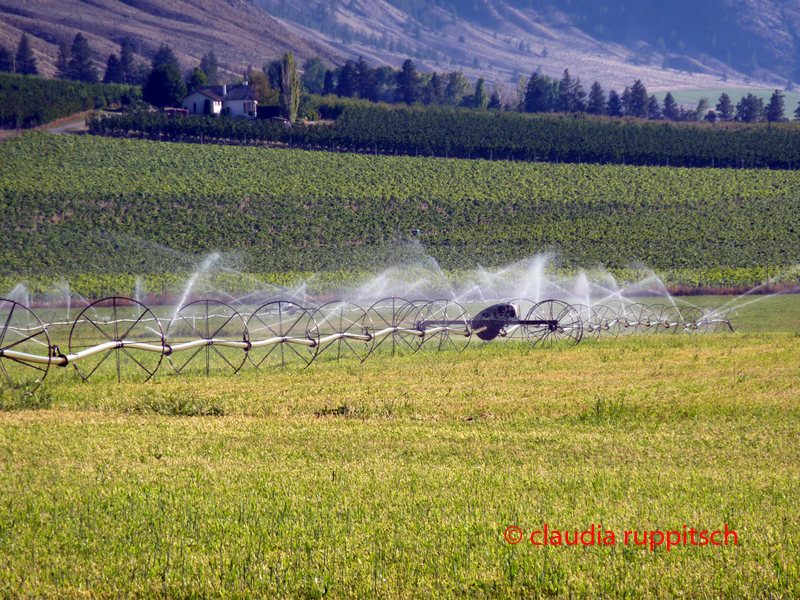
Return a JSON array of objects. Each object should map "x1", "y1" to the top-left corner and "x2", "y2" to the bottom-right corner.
[
  {"x1": 5, "y1": 29, "x2": 798, "y2": 129},
  {"x1": 0, "y1": 74, "x2": 141, "y2": 129},
  {"x1": 88, "y1": 99, "x2": 800, "y2": 170}
]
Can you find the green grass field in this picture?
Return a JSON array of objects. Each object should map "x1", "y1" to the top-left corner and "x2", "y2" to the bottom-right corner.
[{"x1": 0, "y1": 295, "x2": 798, "y2": 598}]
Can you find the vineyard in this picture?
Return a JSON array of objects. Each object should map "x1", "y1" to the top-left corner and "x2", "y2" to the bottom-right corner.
[
  {"x1": 88, "y1": 102, "x2": 800, "y2": 169},
  {"x1": 2, "y1": 133, "x2": 800, "y2": 299}
]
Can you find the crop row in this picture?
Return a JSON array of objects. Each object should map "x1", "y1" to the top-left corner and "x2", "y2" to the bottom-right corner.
[
  {"x1": 87, "y1": 102, "x2": 800, "y2": 169},
  {"x1": 2, "y1": 134, "x2": 799, "y2": 291}
]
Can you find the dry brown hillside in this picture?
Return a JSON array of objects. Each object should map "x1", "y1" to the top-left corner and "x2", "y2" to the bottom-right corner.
[{"x1": 0, "y1": 0, "x2": 344, "y2": 78}]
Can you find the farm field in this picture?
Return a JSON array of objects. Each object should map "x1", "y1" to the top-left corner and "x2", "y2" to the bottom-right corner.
[
  {"x1": 1, "y1": 128, "x2": 799, "y2": 597},
  {"x1": 1, "y1": 323, "x2": 798, "y2": 598},
  {"x1": 2, "y1": 133, "x2": 800, "y2": 292}
]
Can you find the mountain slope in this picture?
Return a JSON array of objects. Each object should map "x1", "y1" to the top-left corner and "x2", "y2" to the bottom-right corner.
[
  {"x1": 253, "y1": 0, "x2": 773, "y2": 92},
  {"x1": 0, "y1": 0, "x2": 786, "y2": 93},
  {"x1": 0, "y1": 0, "x2": 344, "y2": 78}
]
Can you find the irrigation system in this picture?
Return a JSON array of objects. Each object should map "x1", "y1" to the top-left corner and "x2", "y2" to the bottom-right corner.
[{"x1": 0, "y1": 296, "x2": 733, "y2": 392}]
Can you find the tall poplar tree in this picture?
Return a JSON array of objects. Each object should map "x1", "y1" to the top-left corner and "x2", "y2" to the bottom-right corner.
[{"x1": 280, "y1": 51, "x2": 300, "y2": 123}]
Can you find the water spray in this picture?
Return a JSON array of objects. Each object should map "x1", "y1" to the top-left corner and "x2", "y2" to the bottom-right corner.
[{"x1": 0, "y1": 296, "x2": 733, "y2": 392}]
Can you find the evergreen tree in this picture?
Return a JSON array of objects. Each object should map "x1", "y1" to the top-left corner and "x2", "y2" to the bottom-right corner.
[
  {"x1": 716, "y1": 93, "x2": 734, "y2": 121},
  {"x1": 628, "y1": 80, "x2": 649, "y2": 118},
  {"x1": 647, "y1": 95, "x2": 661, "y2": 120},
  {"x1": 280, "y1": 51, "x2": 300, "y2": 123},
  {"x1": 620, "y1": 87, "x2": 632, "y2": 115},
  {"x1": 185, "y1": 66, "x2": 207, "y2": 94},
  {"x1": 523, "y1": 72, "x2": 556, "y2": 113},
  {"x1": 607, "y1": 89, "x2": 623, "y2": 117},
  {"x1": 572, "y1": 78, "x2": 587, "y2": 113},
  {"x1": 427, "y1": 72, "x2": 445, "y2": 105},
  {"x1": 67, "y1": 33, "x2": 98, "y2": 83},
  {"x1": 735, "y1": 93, "x2": 764, "y2": 122},
  {"x1": 444, "y1": 71, "x2": 470, "y2": 106},
  {"x1": 143, "y1": 63, "x2": 186, "y2": 108},
  {"x1": 355, "y1": 56, "x2": 375, "y2": 100},
  {"x1": 301, "y1": 57, "x2": 326, "y2": 95},
  {"x1": 152, "y1": 44, "x2": 179, "y2": 70},
  {"x1": 556, "y1": 69, "x2": 585, "y2": 113},
  {"x1": 556, "y1": 69, "x2": 574, "y2": 112},
  {"x1": 396, "y1": 59, "x2": 420, "y2": 104},
  {"x1": 265, "y1": 60, "x2": 282, "y2": 91},
  {"x1": 55, "y1": 42, "x2": 71, "y2": 80},
  {"x1": 766, "y1": 89, "x2": 785, "y2": 123},
  {"x1": 322, "y1": 70, "x2": 335, "y2": 96},
  {"x1": 488, "y1": 88, "x2": 502, "y2": 110},
  {"x1": 0, "y1": 45, "x2": 13, "y2": 73},
  {"x1": 16, "y1": 33, "x2": 38, "y2": 75},
  {"x1": 119, "y1": 40, "x2": 136, "y2": 84},
  {"x1": 335, "y1": 60, "x2": 357, "y2": 98},
  {"x1": 586, "y1": 81, "x2": 606, "y2": 115},
  {"x1": 103, "y1": 54, "x2": 123, "y2": 84},
  {"x1": 473, "y1": 77, "x2": 489, "y2": 109},
  {"x1": 662, "y1": 92, "x2": 679, "y2": 120},
  {"x1": 199, "y1": 50, "x2": 220, "y2": 85}
]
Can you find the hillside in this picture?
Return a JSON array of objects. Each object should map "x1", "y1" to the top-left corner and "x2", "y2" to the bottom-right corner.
[
  {"x1": 0, "y1": 0, "x2": 786, "y2": 95},
  {"x1": 0, "y1": 0, "x2": 344, "y2": 79},
  {"x1": 252, "y1": 0, "x2": 784, "y2": 92}
]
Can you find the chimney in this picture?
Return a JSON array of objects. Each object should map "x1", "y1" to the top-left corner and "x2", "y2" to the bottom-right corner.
[{"x1": 222, "y1": 84, "x2": 227, "y2": 97}]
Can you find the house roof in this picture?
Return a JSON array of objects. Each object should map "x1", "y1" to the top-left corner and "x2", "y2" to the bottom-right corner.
[{"x1": 189, "y1": 85, "x2": 257, "y2": 102}]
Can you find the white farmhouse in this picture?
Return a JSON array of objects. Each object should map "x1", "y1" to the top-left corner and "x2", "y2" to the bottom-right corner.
[{"x1": 181, "y1": 84, "x2": 258, "y2": 119}]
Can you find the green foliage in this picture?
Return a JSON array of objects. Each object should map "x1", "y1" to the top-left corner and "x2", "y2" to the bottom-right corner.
[
  {"x1": 88, "y1": 100, "x2": 800, "y2": 169},
  {"x1": 301, "y1": 56, "x2": 326, "y2": 95},
  {"x1": 0, "y1": 73, "x2": 141, "y2": 128},
  {"x1": 66, "y1": 33, "x2": 98, "y2": 84},
  {"x1": 185, "y1": 66, "x2": 207, "y2": 94},
  {"x1": 2, "y1": 133, "x2": 800, "y2": 293},
  {"x1": 143, "y1": 63, "x2": 186, "y2": 108},
  {"x1": 15, "y1": 33, "x2": 37, "y2": 76},
  {"x1": 279, "y1": 51, "x2": 300, "y2": 123}
]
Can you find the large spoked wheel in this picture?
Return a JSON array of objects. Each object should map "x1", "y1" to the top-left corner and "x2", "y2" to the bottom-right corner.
[
  {"x1": 416, "y1": 299, "x2": 471, "y2": 353},
  {"x1": 309, "y1": 301, "x2": 374, "y2": 363},
  {"x1": 69, "y1": 297, "x2": 164, "y2": 383},
  {"x1": 621, "y1": 303, "x2": 659, "y2": 335},
  {"x1": 0, "y1": 299, "x2": 51, "y2": 394},
  {"x1": 652, "y1": 304, "x2": 682, "y2": 334},
  {"x1": 582, "y1": 304, "x2": 614, "y2": 339},
  {"x1": 524, "y1": 299, "x2": 583, "y2": 349},
  {"x1": 679, "y1": 306, "x2": 705, "y2": 334},
  {"x1": 166, "y1": 300, "x2": 247, "y2": 376},
  {"x1": 366, "y1": 297, "x2": 424, "y2": 357},
  {"x1": 247, "y1": 301, "x2": 317, "y2": 369}
]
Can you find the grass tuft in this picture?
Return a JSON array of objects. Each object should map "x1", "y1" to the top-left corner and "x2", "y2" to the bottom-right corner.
[{"x1": 127, "y1": 391, "x2": 225, "y2": 417}]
